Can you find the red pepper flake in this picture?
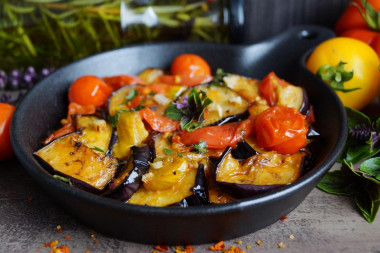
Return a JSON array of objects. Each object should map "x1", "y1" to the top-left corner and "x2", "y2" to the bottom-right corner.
[
  {"x1": 57, "y1": 228, "x2": 63, "y2": 234},
  {"x1": 280, "y1": 216, "x2": 288, "y2": 221},
  {"x1": 154, "y1": 245, "x2": 169, "y2": 252},
  {"x1": 27, "y1": 196, "x2": 34, "y2": 201},
  {"x1": 38, "y1": 246, "x2": 43, "y2": 250},
  {"x1": 55, "y1": 245, "x2": 70, "y2": 253},
  {"x1": 64, "y1": 236, "x2": 70, "y2": 240},
  {"x1": 85, "y1": 250, "x2": 90, "y2": 253},
  {"x1": 175, "y1": 245, "x2": 195, "y2": 253},
  {"x1": 90, "y1": 234, "x2": 95, "y2": 238},
  {"x1": 93, "y1": 240, "x2": 99, "y2": 245},
  {"x1": 224, "y1": 246, "x2": 246, "y2": 253},
  {"x1": 209, "y1": 241, "x2": 225, "y2": 251}
]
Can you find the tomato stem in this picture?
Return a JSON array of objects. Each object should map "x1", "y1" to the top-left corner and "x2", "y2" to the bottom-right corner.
[
  {"x1": 317, "y1": 61, "x2": 360, "y2": 93},
  {"x1": 354, "y1": 0, "x2": 380, "y2": 32}
]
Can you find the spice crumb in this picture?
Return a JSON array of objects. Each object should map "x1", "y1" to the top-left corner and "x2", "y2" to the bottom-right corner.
[
  {"x1": 56, "y1": 225, "x2": 61, "y2": 230},
  {"x1": 278, "y1": 242, "x2": 286, "y2": 248},
  {"x1": 174, "y1": 245, "x2": 195, "y2": 253},
  {"x1": 85, "y1": 250, "x2": 90, "y2": 253},
  {"x1": 27, "y1": 196, "x2": 34, "y2": 201},
  {"x1": 289, "y1": 234, "x2": 295, "y2": 240},
  {"x1": 93, "y1": 240, "x2": 99, "y2": 245},
  {"x1": 209, "y1": 241, "x2": 225, "y2": 251},
  {"x1": 224, "y1": 246, "x2": 246, "y2": 253},
  {"x1": 90, "y1": 234, "x2": 95, "y2": 238},
  {"x1": 154, "y1": 245, "x2": 169, "y2": 252},
  {"x1": 236, "y1": 240, "x2": 243, "y2": 244},
  {"x1": 57, "y1": 228, "x2": 63, "y2": 234},
  {"x1": 64, "y1": 236, "x2": 70, "y2": 240},
  {"x1": 246, "y1": 244, "x2": 252, "y2": 250},
  {"x1": 280, "y1": 216, "x2": 288, "y2": 221},
  {"x1": 38, "y1": 246, "x2": 42, "y2": 250},
  {"x1": 256, "y1": 240, "x2": 263, "y2": 246}
]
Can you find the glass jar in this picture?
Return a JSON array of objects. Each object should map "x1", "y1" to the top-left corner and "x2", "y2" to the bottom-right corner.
[{"x1": 0, "y1": 0, "x2": 230, "y2": 73}]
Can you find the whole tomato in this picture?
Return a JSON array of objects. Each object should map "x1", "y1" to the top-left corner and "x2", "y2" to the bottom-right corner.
[
  {"x1": 255, "y1": 105, "x2": 308, "y2": 155},
  {"x1": 335, "y1": 0, "x2": 380, "y2": 58},
  {"x1": 68, "y1": 75, "x2": 113, "y2": 107},
  {"x1": 306, "y1": 37, "x2": 380, "y2": 110},
  {"x1": 0, "y1": 103, "x2": 15, "y2": 161}
]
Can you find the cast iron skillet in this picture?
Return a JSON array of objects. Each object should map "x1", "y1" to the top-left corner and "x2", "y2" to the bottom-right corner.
[{"x1": 11, "y1": 25, "x2": 347, "y2": 245}]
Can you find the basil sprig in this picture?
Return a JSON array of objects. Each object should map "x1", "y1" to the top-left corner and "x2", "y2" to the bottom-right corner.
[
  {"x1": 317, "y1": 107, "x2": 380, "y2": 223},
  {"x1": 164, "y1": 88, "x2": 212, "y2": 132}
]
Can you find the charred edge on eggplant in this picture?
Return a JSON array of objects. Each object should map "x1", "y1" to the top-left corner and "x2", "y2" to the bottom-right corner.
[
  {"x1": 105, "y1": 145, "x2": 154, "y2": 201},
  {"x1": 170, "y1": 163, "x2": 210, "y2": 207}
]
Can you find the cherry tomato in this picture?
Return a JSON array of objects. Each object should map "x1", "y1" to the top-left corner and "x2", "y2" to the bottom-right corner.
[
  {"x1": 171, "y1": 54, "x2": 211, "y2": 78},
  {"x1": 139, "y1": 108, "x2": 180, "y2": 132},
  {"x1": 0, "y1": 103, "x2": 15, "y2": 160},
  {"x1": 68, "y1": 75, "x2": 113, "y2": 107},
  {"x1": 255, "y1": 105, "x2": 308, "y2": 155},
  {"x1": 174, "y1": 117, "x2": 254, "y2": 149}
]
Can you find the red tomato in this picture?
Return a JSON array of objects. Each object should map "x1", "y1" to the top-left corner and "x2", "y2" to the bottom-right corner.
[
  {"x1": 335, "y1": 0, "x2": 380, "y2": 58},
  {"x1": 43, "y1": 122, "x2": 75, "y2": 145},
  {"x1": 102, "y1": 74, "x2": 146, "y2": 90},
  {"x1": 259, "y1": 72, "x2": 289, "y2": 106},
  {"x1": 139, "y1": 108, "x2": 180, "y2": 132},
  {"x1": 68, "y1": 75, "x2": 113, "y2": 107},
  {"x1": 174, "y1": 117, "x2": 254, "y2": 149},
  {"x1": 0, "y1": 103, "x2": 15, "y2": 160},
  {"x1": 255, "y1": 105, "x2": 308, "y2": 154},
  {"x1": 171, "y1": 54, "x2": 211, "y2": 77}
]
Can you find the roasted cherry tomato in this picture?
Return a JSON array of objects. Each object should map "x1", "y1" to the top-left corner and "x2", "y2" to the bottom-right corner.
[
  {"x1": 171, "y1": 53, "x2": 211, "y2": 77},
  {"x1": 255, "y1": 105, "x2": 308, "y2": 155},
  {"x1": 68, "y1": 75, "x2": 113, "y2": 107},
  {"x1": 139, "y1": 108, "x2": 180, "y2": 132},
  {"x1": 335, "y1": 0, "x2": 380, "y2": 58},
  {"x1": 0, "y1": 103, "x2": 15, "y2": 160},
  {"x1": 306, "y1": 37, "x2": 380, "y2": 110},
  {"x1": 174, "y1": 117, "x2": 254, "y2": 149}
]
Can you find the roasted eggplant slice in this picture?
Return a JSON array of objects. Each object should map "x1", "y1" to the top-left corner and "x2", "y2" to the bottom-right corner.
[
  {"x1": 107, "y1": 85, "x2": 142, "y2": 116},
  {"x1": 128, "y1": 153, "x2": 198, "y2": 207},
  {"x1": 111, "y1": 111, "x2": 149, "y2": 160},
  {"x1": 176, "y1": 84, "x2": 249, "y2": 126},
  {"x1": 277, "y1": 85, "x2": 310, "y2": 115},
  {"x1": 73, "y1": 114, "x2": 113, "y2": 154},
  {"x1": 223, "y1": 74, "x2": 263, "y2": 104},
  {"x1": 213, "y1": 147, "x2": 306, "y2": 198},
  {"x1": 170, "y1": 163, "x2": 210, "y2": 207},
  {"x1": 106, "y1": 145, "x2": 154, "y2": 201},
  {"x1": 138, "y1": 68, "x2": 165, "y2": 84},
  {"x1": 34, "y1": 132, "x2": 118, "y2": 193}
]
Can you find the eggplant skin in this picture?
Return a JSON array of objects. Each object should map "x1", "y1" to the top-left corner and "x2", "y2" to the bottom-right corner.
[
  {"x1": 170, "y1": 163, "x2": 210, "y2": 207},
  {"x1": 106, "y1": 145, "x2": 154, "y2": 202},
  {"x1": 231, "y1": 141, "x2": 258, "y2": 160}
]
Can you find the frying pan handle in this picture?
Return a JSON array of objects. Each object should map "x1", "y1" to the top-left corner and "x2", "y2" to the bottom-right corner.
[{"x1": 244, "y1": 25, "x2": 335, "y2": 78}]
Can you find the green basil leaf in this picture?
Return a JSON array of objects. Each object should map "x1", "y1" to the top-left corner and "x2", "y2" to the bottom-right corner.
[
  {"x1": 355, "y1": 183, "x2": 380, "y2": 223},
  {"x1": 90, "y1": 146, "x2": 106, "y2": 153},
  {"x1": 317, "y1": 170, "x2": 359, "y2": 196},
  {"x1": 164, "y1": 104, "x2": 183, "y2": 121},
  {"x1": 163, "y1": 148, "x2": 173, "y2": 155},
  {"x1": 345, "y1": 107, "x2": 371, "y2": 129},
  {"x1": 360, "y1": 157, "x2": 380, "y2": 183}
]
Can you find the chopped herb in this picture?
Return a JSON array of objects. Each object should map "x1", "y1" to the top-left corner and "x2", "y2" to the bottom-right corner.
[
  {"x1": 121, "y1": 89, "x2": 138, "y2": 105},
  {"x1": 115, "y1": 160, "x2": 128, "y2": 166},
  {"x1": 53, "y1": 175, "x2": 73, "y2": 186},
  {"x1": 177, "y1": 152, "x2": 183, "y2": 158},
  {"x1": 208, "y1": 68, "x2": 230, "y2": 87},
  {"x1": 164, "y1": 88, "x2": 212, "y2": 132},
  {"x1": 192, "y1": 140, "x2": 208, "y2": 153},
  {"x1": 164, "y1": 148, "x2": 173, "y2": 155},
  {"x1": 108, "y1": 113, "x2": 120, "y2": 128},
  {"x1": 149, "y1": 91, "x2": 156, "y2": 96},
  {"x1": 91, "y1": 146, "x2": 106, "y2": 153}
]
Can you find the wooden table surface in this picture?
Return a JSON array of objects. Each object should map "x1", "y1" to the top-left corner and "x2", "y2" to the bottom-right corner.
[{"x1": 1, "y1": 159, "x2": 379, "y2": 253}]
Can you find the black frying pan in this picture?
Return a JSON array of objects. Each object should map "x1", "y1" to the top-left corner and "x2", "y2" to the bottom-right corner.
[{"x1": 11, "y1": 25, "x2": 347, "y2": 245}]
